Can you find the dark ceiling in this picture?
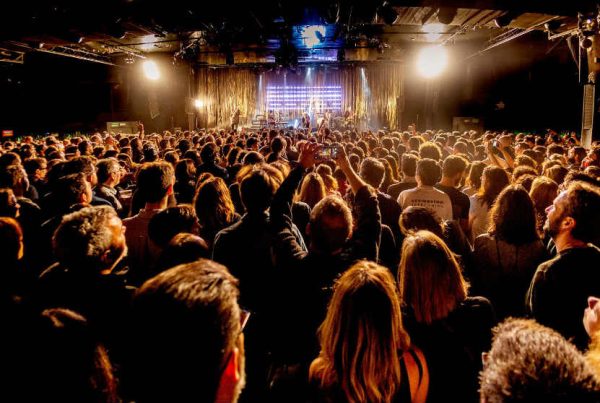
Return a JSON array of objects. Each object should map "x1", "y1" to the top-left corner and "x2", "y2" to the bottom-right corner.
[{"x1": 0, "y1": 0, "x2": 596, "y2": 66}]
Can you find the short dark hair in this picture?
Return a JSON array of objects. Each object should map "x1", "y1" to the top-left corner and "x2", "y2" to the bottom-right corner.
[
  {"x1": 442, "y1": 155, "x2": 468, "y2": 178},
  {"x1": 148, "y1": 205, "x2": 198, "y2": 247},
  {"x1": 416, "y1": 158, "x2": 441, "y2": 186},
  {"x1": 128, "y1": 260, "x2": 241, "y2": 403},
  {"x1": 136, "y1": 162, "x2": 174, "y2": 203},
  {"x1": 200, "y1": 142, "x2": 218, "y2": 163},
  {"x1": 238, "y1": 164, "x2": 281, "y2": 213},
  {"x1": 63, "y1": 156, "x2": 95, "y2": 177},
  {"x1": 561, "y1": 182, "x2": 600, "y2": 243},
  {"x1": 56, "y1": 173, "x2": 88, "y2": 206},
  {"x1": 401, "y1": 153, "x2": 418, "y2": 177},
  {"x1": 359, "y1": 157, "x2": 385, "y2": 188},
  {"x1": 96, "y1": 158, "x2": 120, "y2": 185},
  {"x1": 480, "y1": 318, "x2": 600, "y2": 403}
]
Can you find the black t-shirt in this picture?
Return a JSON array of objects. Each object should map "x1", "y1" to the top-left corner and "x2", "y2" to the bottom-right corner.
[
  {"x1": 435, "y1": 184, "x2": 470, "y2": 221},
  {"x1": 527, "y1": 245, "x2": 600, "y2": 350}
]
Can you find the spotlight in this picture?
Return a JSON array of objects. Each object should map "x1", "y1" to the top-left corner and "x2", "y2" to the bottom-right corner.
[
  {"x1": 581, "y1": 37, "x2": 593, "y2": 50},
  {"x1": 416, "y1": 45, "x2": 448, "y2": 78},
  {"x1": 194, "y1": 99, "x2": 204, "y2": 108},
  {"x1": 437, "y1": 7, "x2": 457, "y2": 25},
  {"x1": 142, "y1": 60, "x2": 160, "y2": 80},
  {"x1": 377, "y1": 1, "x2": 398, "y2": 25}
]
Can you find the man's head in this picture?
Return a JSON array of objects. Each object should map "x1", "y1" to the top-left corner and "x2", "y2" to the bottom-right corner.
[
  {"x1": 441, "y1": 155, "x2": 468, "y2": 186},
  {"x1": 128, "y1": 260, "x2": 245, "y2": 403},
  {"x1": 359, "y1": 157, "x2": 385, "y2": 189},
  {"x1": 544, "y1": 182, "x2": 600, "y2": 243},
  {"x1": 53, "y1": 206, "x2": 126, "y2": 274},
  {"x1": 416, "y1": 158, "x2": 441, "y2": 187},
  {"x1": 96, "y1": 158, "x2": 122, "y2": 188},
  {"x1": 24, "y1": 158, "x2": 48, "y2": 181},
  {"x1": 136, "y1": 161, "x2": 174, "y2": 204},
  {"x1": 401, "y1": 153, "x2": 418, "y2": 178},
  {"x1": 480, "y1": 318, "x2": 600, "y2": 403},
  {"x1": 0, "y1": 165, "x2": 29, "y2": 197},
  {"x1": 238, "y1": 164, "x2": 282, "y2": 214},
  {"x1": 63, "y1": 156, "x2": 97, "y2": 187},
  {"x1": 308, "y1": 195, "x2": 353, "y2": 254}
]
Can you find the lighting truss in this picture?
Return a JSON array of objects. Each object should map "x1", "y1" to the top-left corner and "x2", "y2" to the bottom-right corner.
[
  {"x1": 0, "y1": 47, "x2": 25, "y2": 64},
  {"x1": 36, "y1": 45, "x2": 116, "y2": 66}
]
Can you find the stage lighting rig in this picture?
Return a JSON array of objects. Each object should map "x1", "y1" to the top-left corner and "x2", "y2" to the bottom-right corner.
[
  {"x1": 579, "y1": 13, "x2": 598, "y2": 37},
  {"x1": 437, "y1": 8, "x2": 457, "y2": 25}
]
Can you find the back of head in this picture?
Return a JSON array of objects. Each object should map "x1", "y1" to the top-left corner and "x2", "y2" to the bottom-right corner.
[
  {"x1": 480, "y1": 318, "x2": 600, "y2": 403},
  {"x1": 17, "y1": 308, "x2": 117, "y2": 403},
  {"x1": 401, "y1": 153, "x2": 419, "y2": 177},
  {"x1": 399, "y1": 206, "x2": 444, "y2": 238},
  {"x1": 156, "y1": 233, "x2": 209, "y2": 273},
  {"x1": 53, "y1": 205, "x2": 122, "y2": 274},
  {"x1": 311, "y1": 261, "x2": 409, "y2": 403},
  {"x1": 238, "y1": 164, "x2": 281, "y2": 213},
  {"x1": 416, "y1": 158, "x2": 441, "y2": 186},
  {"x1": 298, "y1": 173, "x2": 326, "y2": 209},
  {"x1": 148, "y1": 205, "x2": 198, "y2": 247},
  {"x1": 359, "y1": 157, "x2": 385, "y2": 188},
  {"x1": 309, "y1": 195, "x2": 353, "y2": 254},
  {"x1": 479, "y1": 166, "x2": 510, "y2": 207},
  {"x1": 200, "y1": 142, "x2": 218, "y2": 164},
  {"x1": 489, "y1": 185, "x2": 539, "y2": 245},
  {"x1": 399, "y1": 230, "x2": 468, "y2": 324},
  {"x1": 442, "y1": 155, "x2": 468, "y2": 178},
  {"x1": 128, "y1": 260, "x2": 241, "y2": 402},
  {"x1": 136, "y1": 161, "x2": 174, "y2": 204},
  {"x1": 419, "y1": 141, "x2": 442, "y2": 161}
]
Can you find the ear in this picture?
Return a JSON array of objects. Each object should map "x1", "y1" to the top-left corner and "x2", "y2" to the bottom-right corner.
[
  {"x1": 305, "y1": 222, "x2": 311, "y2": 237},
  {"x1": 167, "y1": 183, "x2": 174, "y2": 196},
  {"x1": 562, "y1": 216, "x2": 576, "y2": 231},
  {"x1": 215, "y1": 338, "x2": 243, "y2": 403}
]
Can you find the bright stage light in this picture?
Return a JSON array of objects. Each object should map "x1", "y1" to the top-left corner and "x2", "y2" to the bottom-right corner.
[
  {"x1": 143, "y1": 60, "x2": 160, "y2": 80},
  {"x1": 416, "y1": 46, "x2": 448, "y2": 78},
  {"x1": 302, "y1": 25, "x2": 326, "y2": 48},
  {"x1": 422, "y1": 23, "x2": 445, "y2": 42},
  {"x1": 194, "y1": 99, "x2": 204, "y2": 108}
]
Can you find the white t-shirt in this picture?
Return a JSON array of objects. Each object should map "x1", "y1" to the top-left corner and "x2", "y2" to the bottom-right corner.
[
  {"x1": 469, "y1": 195, "x2": 490, "y2": 243},
  {"x1": 398, "y1": 186, "x2": 453, "y2": 221}
]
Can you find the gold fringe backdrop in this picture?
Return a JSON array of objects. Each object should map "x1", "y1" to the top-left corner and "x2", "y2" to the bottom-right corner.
[{"x1": 196, "y1": 63, "x2": 405, "y2": 129}]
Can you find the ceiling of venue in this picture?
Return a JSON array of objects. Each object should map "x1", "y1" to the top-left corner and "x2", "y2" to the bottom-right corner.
[{"x1": 0, "y1": 0, "x2": 596, "y2": 66}]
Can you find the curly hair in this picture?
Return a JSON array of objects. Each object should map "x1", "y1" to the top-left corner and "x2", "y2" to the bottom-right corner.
[{"x1": 480, "y1": 318, "x2": 600, "y2": 403}]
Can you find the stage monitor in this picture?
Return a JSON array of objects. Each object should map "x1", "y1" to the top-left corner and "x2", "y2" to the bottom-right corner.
[
  {"x1": 452, "y1": 117, "x2": 483, "y2": 133},
  {"x1": 106, "y1": 121, "x2": 140, "y2": 134},
  {"x1": 266, "y1": 85, "x2": 342, "y2": 114}
]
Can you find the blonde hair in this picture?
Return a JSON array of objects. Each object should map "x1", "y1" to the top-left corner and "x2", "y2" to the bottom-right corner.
[
  {"x1": 309, "y1": 261, "x2": 410, "y2": 403},
  {"x1": 297, "y1": 172, "x2": 326, "y2": 209},
  {"x1": 399, "y1": 230, "x2": 469, "y2": 324}
]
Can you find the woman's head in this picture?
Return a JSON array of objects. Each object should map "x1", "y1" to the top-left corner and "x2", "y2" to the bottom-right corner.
[
  {"x1": 478, "y1": 166, "x2": 510, "y2": 207},
  {"x1": 489, "y1": 185, "x2": 539, "y2": 245},
  {"x1": 312, "y1": 261, "x2": 410, "y2": 403},
  {"x1": 399, "y1": 230, "x2": 468, "y2": 324},
  {"x1": 298, "y1": 172, "x2": 326, "y2": 209},
  {"x1": 193, "y1": 177, "x2": 236, "y2": 232}
]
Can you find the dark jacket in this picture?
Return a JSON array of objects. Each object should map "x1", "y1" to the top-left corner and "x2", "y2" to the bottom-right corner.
[{"x1": 270, "y1": 165, "x2": 381, "y2": 361}]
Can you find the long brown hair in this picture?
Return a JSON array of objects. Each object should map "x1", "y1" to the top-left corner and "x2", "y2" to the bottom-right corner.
[
  {"x1": 309, "y1": 261, "x2": 410, "y2": 403},
  {"x1": 488, "y1": 185, "x2": 539, "y2": 245},
  {"x1": 477, "y1": 166, "x2": 510, "y2": 207},
  {"x1": 297, "y1": 172, "x2": 326, "y2": 209},
  {"x1": 193, "y1": 177, "x2": 236, "y2": 235},
  {"x1": 399, "y1": 230, "x2": 468, "y2": 324}
]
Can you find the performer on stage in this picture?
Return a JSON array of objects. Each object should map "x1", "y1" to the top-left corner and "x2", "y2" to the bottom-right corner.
[
  {"x1": 268, "y1": 110, "x2": 276, "y2": 127},
  {"x1": 230, "y1": 107, "x2": 241, "y2": 131},
  {"x1": 301, "y1": 111, "x2": 311, "y2": 132}
]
